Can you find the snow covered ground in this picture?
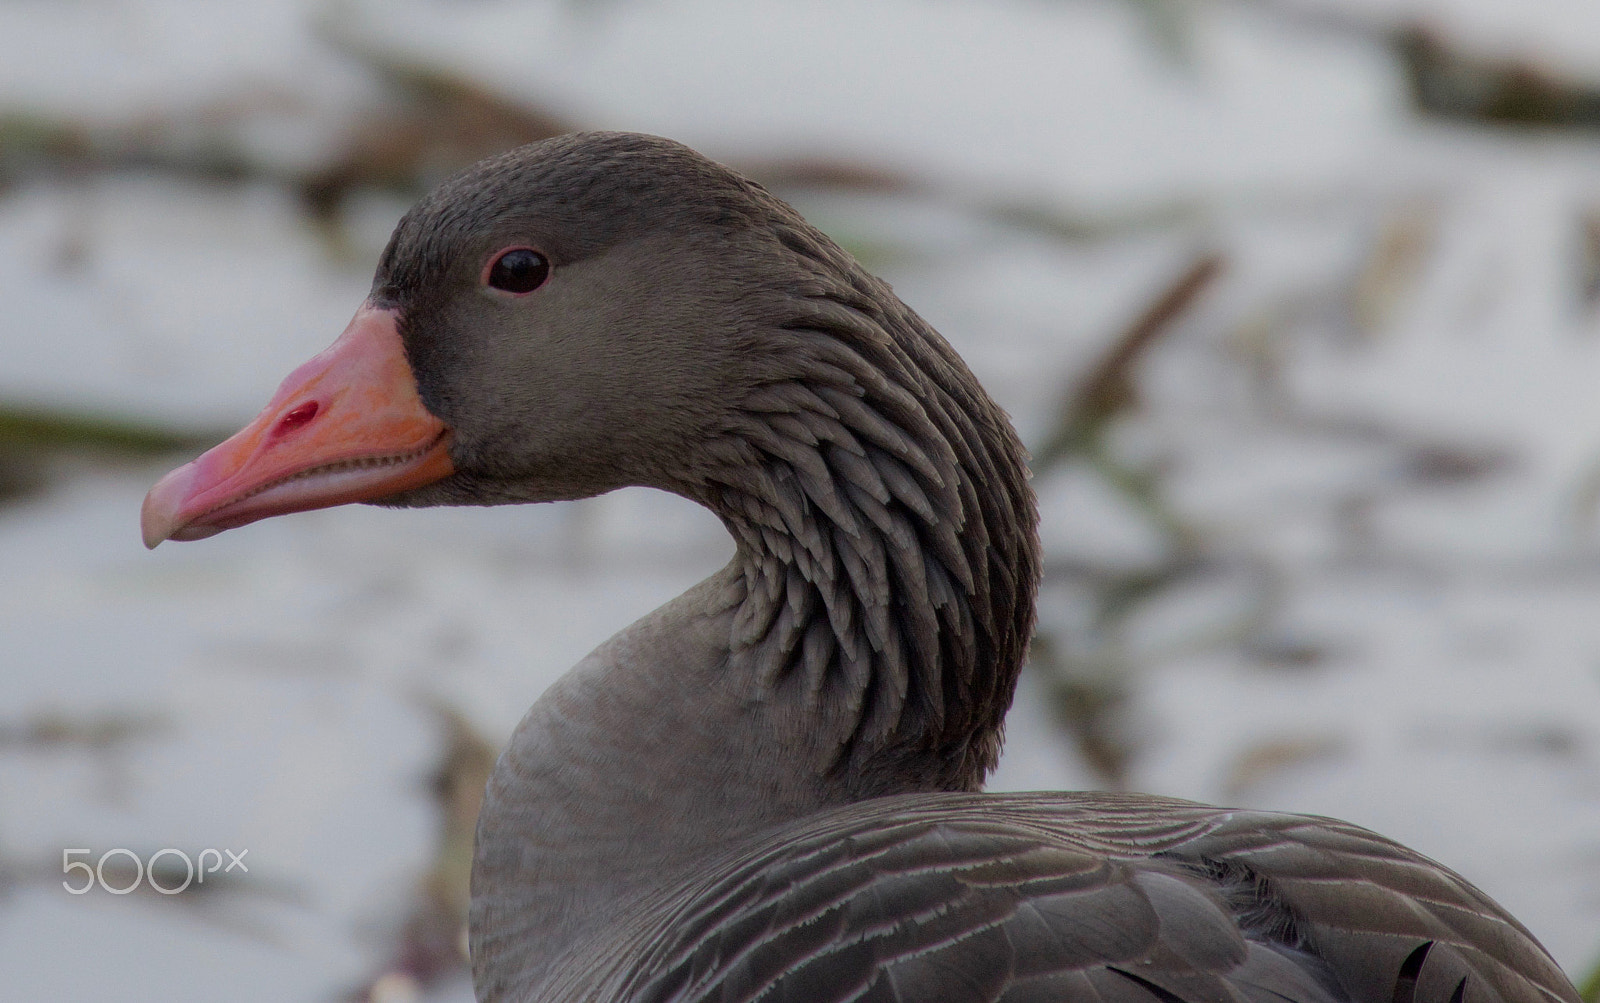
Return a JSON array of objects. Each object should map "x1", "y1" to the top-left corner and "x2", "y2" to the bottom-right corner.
[{"x1": 1, "y1": 1, "x2": 1598, "y2": 999}]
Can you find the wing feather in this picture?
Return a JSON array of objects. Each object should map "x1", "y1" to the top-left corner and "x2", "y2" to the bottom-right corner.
[{"x1": 608, "y1": 794, "x2": 1577, "y2": 1003}]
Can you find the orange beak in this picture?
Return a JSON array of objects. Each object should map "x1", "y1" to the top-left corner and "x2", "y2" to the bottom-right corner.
[{"x1": 140, "y1": 303, "x2": 455, "y2": 548}]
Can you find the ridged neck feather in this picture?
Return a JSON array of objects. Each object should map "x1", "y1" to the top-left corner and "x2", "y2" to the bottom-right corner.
[{"x1": 690, "y1": 222, "x2": 1041, "y2": 795}]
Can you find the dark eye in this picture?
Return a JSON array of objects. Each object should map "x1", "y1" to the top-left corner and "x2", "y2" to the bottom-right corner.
[{"x1": 485, "y1": 248, "x2": 550, "y2": 294}]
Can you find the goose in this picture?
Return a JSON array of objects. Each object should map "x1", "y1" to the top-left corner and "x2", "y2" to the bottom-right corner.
[{"x1": 141, "y1": 132, "x2": 1579, "y2": 1003}]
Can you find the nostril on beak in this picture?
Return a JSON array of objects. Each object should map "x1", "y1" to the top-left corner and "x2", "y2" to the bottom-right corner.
[{"x1": 276, "y1": 401, "x2": 320, "y2": 436}]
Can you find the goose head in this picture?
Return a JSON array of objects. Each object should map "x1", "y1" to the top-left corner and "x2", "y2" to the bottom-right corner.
[{"x1": 142, "y1": 132, "x2": 836, "y2": 545}]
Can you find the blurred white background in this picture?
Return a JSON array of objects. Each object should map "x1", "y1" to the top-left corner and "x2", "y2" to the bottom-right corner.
[{"x1": 2, "y1": 1, "x2": 1599, "y2": 999}]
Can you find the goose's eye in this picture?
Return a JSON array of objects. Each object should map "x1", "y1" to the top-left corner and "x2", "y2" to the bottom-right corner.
[{"x1": 485, "y1": 248, "x2": 550, "y2": 294}]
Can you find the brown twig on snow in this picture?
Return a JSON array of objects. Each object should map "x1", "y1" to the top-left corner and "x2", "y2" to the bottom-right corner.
[
  {"x1": 346, "y1": 699, "x2": 497, "y2": 1002},
  {"x1": 1033, "y1": 251, "x2": 1225, "y2": 471}
]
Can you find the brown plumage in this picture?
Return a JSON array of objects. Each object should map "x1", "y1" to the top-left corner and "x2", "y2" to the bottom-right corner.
[{"x1": 143, "y1": 132, "x2": 1579, "y2": 1003}]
